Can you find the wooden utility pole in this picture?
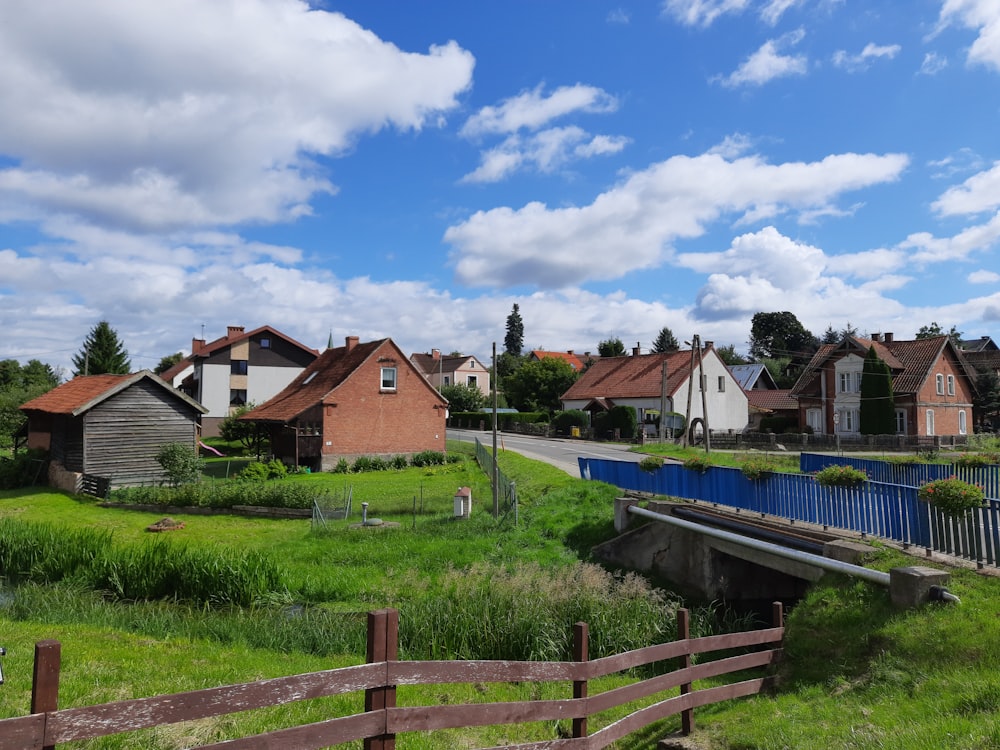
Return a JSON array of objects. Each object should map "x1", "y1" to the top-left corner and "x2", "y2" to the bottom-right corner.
[
  {"x1": 696, "y1": 337, "x2": 710, "y2": 452},
  {"x1": 659, "y1": 360, "x2": 669, "y2": 442},
  {"x1": 491, "y1": 341, "x2": 499, "y2": 517},
  {"x1": 683, "y1": 338, "x2": 696, "y2": 447}
]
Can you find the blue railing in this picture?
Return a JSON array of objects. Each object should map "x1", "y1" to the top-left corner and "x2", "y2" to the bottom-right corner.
[{"x1": 579, "y1": 457, "x2": 1000, "y2": 568}]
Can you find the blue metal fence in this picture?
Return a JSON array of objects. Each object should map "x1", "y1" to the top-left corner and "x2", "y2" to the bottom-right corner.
[{"x1": 579, "y1": 457, "x2": 1000, "y2": 568}]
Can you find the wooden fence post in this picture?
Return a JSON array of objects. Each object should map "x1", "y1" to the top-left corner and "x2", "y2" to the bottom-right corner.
[
  {"x1": 572, "y1": 621, "x2": 588, "y2": 738},
  {"x1": 364, "y1": 609, "x2": 398, "y2": 750},
  {"x1": 677, "y1": 608, "x2": 693, "y2": 735},
  {"x1": 772, "y1": 601, "x2": 784, "y2": 630},
  {"x1": 31, "y1": 639, "x2": 61, "y2": 750}
]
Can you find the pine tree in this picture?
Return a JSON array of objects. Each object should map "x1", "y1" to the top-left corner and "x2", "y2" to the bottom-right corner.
[
  {"x1": 504, "y1": 304, "x2": 524, "y2": 357},
  {"x1": 859, "y1": 346, "x2": 894, "y2": 435},
  {"x1": 72, "y1": 321, "x2": 131, "y2": 376},
  {"x1": 651, "y1": 327, "x2": 680, "y2": 353}
]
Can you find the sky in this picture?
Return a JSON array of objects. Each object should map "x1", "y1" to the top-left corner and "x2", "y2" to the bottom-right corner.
[{"x1": 2, "y1": 0, "x2": 1000, "y2": 376}]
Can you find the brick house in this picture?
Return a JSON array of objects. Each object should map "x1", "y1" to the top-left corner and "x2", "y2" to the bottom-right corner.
[
  {"x1": 789, "y1": 333, "x2": 978, "y2": 438},
  {"x1": 409, "y1": 349, "x2": 491, "y2": 397},
  {"x1": 161, "y1": 325, "x2": 319, "y2": 437},
  {"x1": 528, "y1": 350, "x2": 589, "y2": 372},
  {"x1": 243, "y1": 336, "x2": 448, "y2": 471},
  {"x1": 19, "y1": 370, "x2": 207, "y2": 491},
  {"x1": 560, "y1": 342, "x2": 749, "y2": 436}
]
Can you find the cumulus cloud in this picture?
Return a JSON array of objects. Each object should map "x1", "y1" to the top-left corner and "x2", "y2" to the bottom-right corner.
[
  {"x1": 932, "y1": 162, "x2": 1000, "y2": 215},
  {"x1": 717, "y1": 29, "x2": 809, "y2": 87},
  {"x1": 969, "y1": 269, "x2": 1000, "y2": 283},
  {"x1": 445, "y1": 150, "x2": 909, "y2": 288},
  {"x1": 460, "y1": 84, "x2": 627, "y2": 182},
  {"x1": 832, "y1": 42, "x2": 902, "y2": 72},
  {"x1": 899, "y1": 211, "x2": 1000, "y2": 263},
  {"x1": 661, "y1": 0, "x2": 750, "y2": 28},
  {"x1": 0, "y1": 0, "x2": 474, "y2": 232},
  {"x1": 938, "y1": 0, "x2": 1000, "y2": 71}
]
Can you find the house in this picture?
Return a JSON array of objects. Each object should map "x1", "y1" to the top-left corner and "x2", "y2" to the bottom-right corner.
[
  {"x1": 728, "y1": 364, "x2": 797, "y2": 430},
  {"x1": 180, "y1": 325, "x2": 319, "y2": 437},
  {"x1": 560, "y1": 342, "x2": 749, "y2": 436},
  {"x1": 409, "y1": 349, "x2": 491, "y2": 397},
  {"x1": 243, "y1": 336, "x2": 448, "y2": 471},
  {"x1": 19, "y1": 370, "x2": 208, "y2": 491},
  {"x1": 528, "y1": 350, "x2": 588, "y2": 371},
  {"x1": 789, "y1": 333, "x2": 978, "y2": 437}
]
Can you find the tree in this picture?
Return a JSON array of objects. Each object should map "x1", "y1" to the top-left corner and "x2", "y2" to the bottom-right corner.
[
  {"x1": 72, "y1": 321, "x2": 131, "y2": 376},
  {"x1": 0, "y1": 359, "x2": 60, "y2": 453},
  {"x1": 598, "y1": 337, "x2": 626, "y2": 357},
  {"x1": 156, "y1": 442, "x2": 204, "y2": 487},
  {"x1": 651, "y1": 327, "x2": 680, "y2": 353},
  {"x1": 748, "y1": 311, "x2": 818, "y2": 364},
  {"x1": 503, "y1": 357, "x2": 577, "y2": 412},
  {"x1": 915, "y1": 322, "x2": 962, "y2": 346},
  {"x1": 715, "y1": 345, "x2": 749, "y2": 366},
  {"x1": 822, "y1": 322, "x2": 858, "y2": 344},
  {"x1": 859, "y1": 347, "x2": 894, "y2": 435},
  {"x1": 504, "y1": 304, "x2": 524, "y2": 357},
  {"x1": 441, "y1": 382, "x2": 486, "y2": 413},
  {"x1": 973, "y1": 368, "x2": 1000, "y2": 431},
  {"x1": 155, "y1": 352, "x2": 185, "y2": 375},
  {"x1": 219, "y1": 404, "x2": 269, "y2": 457}
]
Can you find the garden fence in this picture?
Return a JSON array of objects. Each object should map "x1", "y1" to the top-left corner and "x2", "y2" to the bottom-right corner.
[{"x1": 473, "y1": 437, "x2": 518, "y2": 517}]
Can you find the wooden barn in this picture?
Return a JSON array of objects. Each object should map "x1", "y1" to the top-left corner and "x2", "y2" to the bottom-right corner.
[{"x1": 20, "y1": 370, "x2": 208, "y2": 492}]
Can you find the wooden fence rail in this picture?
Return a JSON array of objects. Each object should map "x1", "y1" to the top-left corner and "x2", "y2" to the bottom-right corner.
[{"x1": 0, "y1": 605, "x2": 784, "y2": 750}]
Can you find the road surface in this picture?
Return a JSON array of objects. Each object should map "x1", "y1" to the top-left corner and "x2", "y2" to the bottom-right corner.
[{"x1": 447, "y1": 428, "x2": 645, "y2": 476}]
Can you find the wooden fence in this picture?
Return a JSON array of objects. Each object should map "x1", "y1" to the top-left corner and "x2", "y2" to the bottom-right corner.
[
  {"x1": 579, "y1": 456, "x2": 1000, "y2": 568},
  {"x1": 0, "y1": 605, "x2": 784, "y2": 749}
]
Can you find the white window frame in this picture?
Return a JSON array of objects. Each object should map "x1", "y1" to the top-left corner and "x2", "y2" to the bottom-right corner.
[
  {"x1": 380, "y1": 367, "x2": 397, "y2": 391},
  {"x1": 925, "y1": 409, "x2": 935, "y2": 436},
  {"x1": 935, "y1": 374, "x2": 944, "y2": 395},
  {"x1": 894, "y1": 409, "x2": 907, "y2": 435},
  {"x1": 467, "y1": 375, "x2": 478, "y2": 388},
  {"x1": 959, "y1": 410, "x2": 967, "y2": 435},
  {"x1": 717, "y1": 376, "x2": 726, "y2": 392},
  {"x1": 947, "y1": 374, "x2": 955, "y2": 396},
  {"x1": 806, "y1": 408, "x2": 823, "y2": 434}
]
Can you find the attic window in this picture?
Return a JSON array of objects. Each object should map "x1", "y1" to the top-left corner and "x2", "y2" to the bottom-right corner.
[
  {"x1": 381, "y1": 367, "x2": 397, "y2": 390},
  {"x1": 303, "y1": 371, "x2": 318, "y2": 385}
]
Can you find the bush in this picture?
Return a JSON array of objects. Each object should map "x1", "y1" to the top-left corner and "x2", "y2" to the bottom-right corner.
[
  {"x1": 683, "y1": 455, "x2": 712, "y2": 473},
  {"x1": 332, "y1": 457, "x2": 350, "y2": 474},
  {"x1": 410, "y1": 450, "x2": 446, "y2": 467},
  {"x1": 918, "y1": 477, "x2": 985, "y2": 517},
  {"x1": 238, "y1": 459, "x2": 287, "y2": 481},
  {"x1": 741, "y1": 456, "x2": 777, "y2": 481},
  {"x1": 390, "y1": 455, "x2": 409, "y2": 470},
  {"x1": 352, "y1": 455, "x2": 389, "y2": 473},
  {"x1": 607, "y1": 405, "x2": 638, "y2": 440},
  {"x1": 954, "y1": 453, "x2": 1000, "y2": 468},
  {"x1": 639, "y1": 456, "x2": 664, "y2": 473},
  {"x1": 156, "y1": 443, "x2": 203, "y2": 487},
  {"x1": 814, "y1": 464, "x2": 868, "y2": 487},
  {"x1": 551, "y1": 410, "x2": 588, "y2": 435},
  {"x1": 0, "y1": 449, "x2": 47, "y2": 489}
]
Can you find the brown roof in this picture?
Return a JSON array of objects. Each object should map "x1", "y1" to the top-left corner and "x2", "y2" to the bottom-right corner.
[
  {"x1": 561, "y1": 349, "x2": 696, "y2": 401},
  {"x1": 530, "y1": 350, "x2": 585, "y2": 371},
  {"x1": 20, "y1": 371, "x2": 207, "y2": 416},
  {"x1": 192, "y1": 325, "x2": 318, "y2": 359},
  {"x1": 790, "y1": 335, "x2": 976, "y2": 397},
  {"x1": 244, "y1": 338, "x2": 447, "y2": 423},
  {"x1": 747, "y1": 389, "x2": 797, "y2": 412},
  {"x1": 410, "y1": 352, "x2": 484, "y2": 376}
]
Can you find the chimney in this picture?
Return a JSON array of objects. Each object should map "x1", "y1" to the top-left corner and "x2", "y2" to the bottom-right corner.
[
  {"x1": 704, "y1": 340, "x2": 714, "y2": 349},
  {"x1": 345, "y1": 335, "x2": 359, "y2": 352},
  {"x1": 191, "y1": 338, "x2": 205, "y2": 355},
  {"x1": 567, "y1": 350, "x2": 574, "y2": 355},
  {"x1": 884, "y1": 332, "x2": 893, "y2": 343},
  {"x1": 227, "y1": 325, "x2": 245, "y2": 339},
  {"x1": 632, "y1": 344, "x2": 641, "y2": 356},
  {"x1": 431, "y1": 348, "x2": 441, "y2": 360}
]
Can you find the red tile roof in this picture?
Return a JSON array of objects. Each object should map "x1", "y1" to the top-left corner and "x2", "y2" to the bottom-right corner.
[
  {"x1": 747, "y1": 389, "x2": 797, "y2": 411},
  {"x1": 530, "y1": 350, "x2": 585, "y2": 371},
  {"x1": 561, "y1": 350, "x2": 696, "y2": 401},
  {"x1": 19, "y1": 371, "x2": 207, "y2": 416},
  {"x1": 192, "y1": 325, "x2": 318, "y2": 358}
]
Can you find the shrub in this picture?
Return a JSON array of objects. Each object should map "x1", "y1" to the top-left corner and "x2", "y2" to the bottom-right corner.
[
  {"x1": 237, "y1": 459, "x2": 287, "y2": 481},
  {"x1": 741, "y1": 456, "x2": 777, "y2": 481},
  {"x1": 332, "y1": 457, "x2": 350, "y2": 474},
  {"x1": 156, "y1": 443, "x2": 203, "y2": 487},
  {"x1": 410, "y1": 450, "x2": 446, "y2": 467},
  {"x1": 814, "y1": 464, "x2": 868, "y2": 487},
  {"x1": 352, "y1": 455, "x2": 389, "y2": 473},
  {"x1": 954, "y1": 453, "x2": 1000, "y2": 468},
  {"x1": 390, "y1": 455, "x2": 409, "y2": 470},
  {"x1": 639, "y1": 456, "x2": 664, "y2": 473},
  {"x1": 607, "y1": 405, "x2": 638, "y2": 440},
  {"x1": 918, "y1": 477, "x2": 985, "y2": 517},
  {"x1": 683, "y1": 455, "x2": 712, "y2": 473},
  {"x1": 551, "y1": 410, "x2": 588, "y2": 435},
  {"x1": 0, "y1": 449, "x2": 48, "y2": 489}
]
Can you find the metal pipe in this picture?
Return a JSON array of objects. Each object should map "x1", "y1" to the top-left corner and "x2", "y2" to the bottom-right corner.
[
  {"x1": 671, "y1": 506, "x2": 826, "y2": 555},
  {"x1": 627, "y1": 504, "x2": 892, "y2": 587}
]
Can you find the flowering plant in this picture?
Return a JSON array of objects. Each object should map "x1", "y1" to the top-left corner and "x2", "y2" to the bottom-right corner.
[
  {"x1": 741, "y1": 456, "x2": 777, "y2": 481},
  {"x1": 639, "y1": 456, "x2": 664, "y2": 473},
  {"x1": 814, "y1": 464, "x2": 868, "y2": 487},
  {"x1": 918, "y1": 477, "x2": 985, "y2": 517},
  {"x1": 683, "y1": 455, "x2": 712, "y2": 473}
]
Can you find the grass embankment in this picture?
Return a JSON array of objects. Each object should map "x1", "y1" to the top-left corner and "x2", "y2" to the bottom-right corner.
[{"x1": 3, "y1": 442, "x2": 1000, "y2": 747}]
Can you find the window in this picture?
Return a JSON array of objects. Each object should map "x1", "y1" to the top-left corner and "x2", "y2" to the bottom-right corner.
[
  {"x1": 717, "y1": 376, "x2": 726, "y2": 392},
  {"x1": 838, "y1": 408, "x2": 859, "y2": 433},
  {"x1": 806, "y1": 408, "x2": 823, "y2": 434},
  {"x1": 259, "y1": 338, "x2": 271, "y2": 349},
  {"x1": 959, "y1": 410, "x2": 967, "y2": 435},
  {"x1": 895, "y1": 409, "x2": 907, "y2": 435},
  {"x1": 838, "y1": 372, "x2": 861, "y2": 393},
  {"x1": 443, "y1": 375, "x2": 450, "y2": 385},
  {"x1": 381, "y1": 367, "x2": 397, "y2": 390},
  {"x1": 231, "y1": 360, "x2": 248, "y2": 375},
  {"x1": 699, "y1": 374, "x2": 707, "y2": 391},
  {"x1": 467, "y1": 375, "x2": 478, "y2": 388},
  {"x1": 947, "y1": 375, "x2": 955, "y2": 396},
  {"x1": 925, "y1": 409, "x2": 935, "y2": 436},
  {"x1": 935, "y1": 374, "x2": 944, "y2": 395},
  {"x1": 229, "y1": 389, "x2": 247, "y2": 406}
]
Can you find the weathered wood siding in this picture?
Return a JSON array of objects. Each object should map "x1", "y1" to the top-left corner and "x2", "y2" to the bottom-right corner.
[
  {"x1": 81, "y1": 380, "x2": 200, "y2": 487},
  {"x1": 49, "y1": 416, "x2": 84, "y2": 472}
]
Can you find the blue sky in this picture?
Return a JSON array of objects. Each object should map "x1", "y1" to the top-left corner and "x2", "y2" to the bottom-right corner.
[{"x1": 2, "y1": 0, "x2": 1000, "y2": 375}]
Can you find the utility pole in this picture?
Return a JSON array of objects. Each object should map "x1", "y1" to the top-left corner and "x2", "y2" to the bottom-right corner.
[
  {"x1": 683, "y1": 339, "x2": 696, "y2": 447},
  {"x1": 696, "y1": 336, "x2": 711, "y2": 452},
  {"x1": 659, "y1": 360, "x2": 669, "y2": 442},
  {"x1": 491, "y1": 341, "x2": 499, "y2": 517}
]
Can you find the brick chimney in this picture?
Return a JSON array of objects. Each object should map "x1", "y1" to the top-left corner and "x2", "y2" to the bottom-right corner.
[
  {"x1": 704, "y1": 340, "x2": 714, "y2": 349},
  {"x1": 431, "y1": 348, "x2": 441, "y2": 360},
  {"x1": 345, "y1": 335, "x2": 359, "y2": 352},
  {"x1": 191, "y1": 338, "x2": 205, "y2": 355},
  {"x1": 227, "y1": 325, "x2": 245, "y2": 339},
  {"x1": 632, "y1": 343, "x2": 641, "y2": 356},
  {"x1": 884, "y1": 332, "x2": 893, "y2": 343}
]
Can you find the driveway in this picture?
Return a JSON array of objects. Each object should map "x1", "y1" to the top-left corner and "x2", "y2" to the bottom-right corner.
[{"x1": 447, "y1": 428, "x2": 645, "y2": 476}]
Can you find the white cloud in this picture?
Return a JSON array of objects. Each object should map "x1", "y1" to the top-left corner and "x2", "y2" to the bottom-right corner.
[
  {"x1": 708, "y1": 133, "x2": 755, "y2": 159},
  {"x1": 760, "y1": 0, "x2": 803, "y2": 26},
  {"x1": 460, "y1": 84, "x2": 618, "y2": 138},
  {"x1": 900, "y1": 211, "x2": 1000, "y2": 263},
  {"x1": 928, "y1": 148, "x2": 985, "y2": 178},
  {"x1": 661, "y1": 0, "x2": 750, "y2": 28},
  {"x1": 607, "y1": 8, "x2": 631, "y2": 24},
  {"x1": 939, "y1": 0, "x2": 1000, "y2": 71},
  {"x1": 932, "y1": 162, "x2": 1000, "y2": 215},
  {"x1": 445, "y1": 149, "x2": 909, "y2": 288},
  {"x1": 920, "y1": 52, "x2": 949, "y2": 74},
  {"x1": 0, "y1": 0, "x2": 474, "y2": 232},
  {"x1": 832, "y1": 42, "x2": 902, "y2": 72},
  {"x1": 969, "y1": 269, "x2": 1000, "y2": 283},
  {"x1": 717, "y1": 29, "x2": 809, "y2": 88}
]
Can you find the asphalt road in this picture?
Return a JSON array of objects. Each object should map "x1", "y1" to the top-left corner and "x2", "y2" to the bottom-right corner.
[{"x1": 447, "y1": 428, "x2": 645, "y2": 476}]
